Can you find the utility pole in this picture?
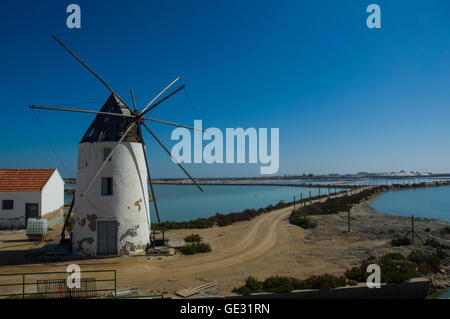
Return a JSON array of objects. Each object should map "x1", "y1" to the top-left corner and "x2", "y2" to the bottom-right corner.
[
  {"x1": 348, "y1": 210, "x2": 351, "y2": 232},
  {"x1": 403, "y1": 214, "x2": 425, "y2": 244},
  {"x1": 347, "y1": 203, "x2": 352, "y2": 232}
]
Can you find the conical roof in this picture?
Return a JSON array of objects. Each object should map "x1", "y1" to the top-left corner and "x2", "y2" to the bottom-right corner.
[{"x1": 81, "y1": 94, "x2": 143, "y2": 143}]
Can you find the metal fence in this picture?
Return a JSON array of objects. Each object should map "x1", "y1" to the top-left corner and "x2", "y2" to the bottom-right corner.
[{"x1": 0, "y1": 270, "x2": 116, "y2": 299}]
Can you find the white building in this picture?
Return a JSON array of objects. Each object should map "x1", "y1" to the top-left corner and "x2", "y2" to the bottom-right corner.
[
  {"x1": 0, "y1": 168, "x2": 64, "y2": 230},
  {"x1": 72, "y1": 94, "x2": 151, "y2": 257}
]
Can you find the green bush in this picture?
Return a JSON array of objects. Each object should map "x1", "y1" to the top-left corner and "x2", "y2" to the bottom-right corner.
[
  {"x1": 426, "y1": 238, "x2": 441, "y2": 248},
  {"x1": 289, "y1": 215, "x2": 317, "y2": 229},
  {"x1": 303, "y1": 274, "x2": 347, "y2": 290},
  {"x1": 407, "y1": 250, "x2": 441, "y2": 274},
  {"x1": 180, "y1": 244, "x2": 197, "y2": 255},
  {"x1": 184, "y1": 234, "x2": 202, "y2": 242},
  {"x1": 344, "y1": 266, "x2": 366, "y2": 283},
  {"x1": 232, "y1": 276, "x2": 262, "y2": 295},
  {"x1": 442, "y1": 226, "x2": 450, "y2": 234},
  {"x1": 344, "y1": 253, "x2": 423, "y2": 284},
  {"x1": 391, "y1": 237, "x2": 412, "y2": 246},
  {"x1": 233, "y1": 274, "x2": 349, "y2": 295},
  {"x1": 262, "y1": 276, "x2": 299, "y2": 293},
  {"x1": 180, "y1": 242, "x2": 212, "y2": 255},
  {"x1": 436, "y1": 248, "x2": 447, "y2": 260},
  {"x1": 198, "y1": 242, "x2": 212, "y2": 253},
  {"x1": 153, "y1": 218, "x2": 214, "y2": 231}
]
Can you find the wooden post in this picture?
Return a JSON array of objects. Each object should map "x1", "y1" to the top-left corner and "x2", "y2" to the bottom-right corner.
[
  {"x1": 309, "y1": 191, "x2": 312, "y2": 205},
  {"x1": 328, "y1": 186, "x2": 330, "y2": 198},
  {"x1": 293, "y1": 196, "x2": 296, "y2": 212},
  {"x1": 300, "y1": 193, "x2": 303, "y2": 207},
  {"x1": 411, "y1": 215, "x2": 415, "y2": 245}
]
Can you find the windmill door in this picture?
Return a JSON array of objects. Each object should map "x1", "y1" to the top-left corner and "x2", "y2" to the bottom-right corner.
[
  {"x1": 25, "y1": 203, "x2": 39, "y2": 227},
  {"x1": 97, "y1": 221, "x2": 117, "y2": 255}
]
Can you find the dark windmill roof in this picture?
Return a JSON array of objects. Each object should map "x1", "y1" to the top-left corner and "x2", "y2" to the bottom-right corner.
[{"x1": 81, "y1": 94, "x2": 144, "y2": 143}]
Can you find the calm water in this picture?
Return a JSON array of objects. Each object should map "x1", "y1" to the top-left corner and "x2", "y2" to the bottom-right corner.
[
  {"x1": 65, "y1": 184, "x2": 343, "y2": 222},
  {"x1": 150, "y1": 184, "x2": 334, "y2": 221},
  {"x1": 371, "y1": 186, "x2": 450, "y2": 299},
  {"x1": 371, "y1": 186, "x2": 450, "y2": 222}
]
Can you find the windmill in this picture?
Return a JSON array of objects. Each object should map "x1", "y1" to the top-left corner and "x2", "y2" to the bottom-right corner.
[{"x1": 30, "y1": 35, "x2": 204, "y2": 256}]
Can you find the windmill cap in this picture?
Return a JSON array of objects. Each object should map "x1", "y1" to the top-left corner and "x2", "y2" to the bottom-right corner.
[{"x1": 80, "y1": 94, "x2": 143, "y2": 144}]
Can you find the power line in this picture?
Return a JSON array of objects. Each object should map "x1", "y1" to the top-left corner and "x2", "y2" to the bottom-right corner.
[
  {"x1": 40, "y1": 89, "x2": 181, "y2": 108},
  {"x1": 31, "y1": 109, "x2": 73, "y2": 178},
  {"x1": 183, "y1": 88, "x2": 201, "y2": 118}
]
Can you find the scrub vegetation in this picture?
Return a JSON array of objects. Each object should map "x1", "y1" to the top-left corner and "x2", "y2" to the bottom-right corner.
[
  {"x1": 184, "y1": 233, "x2": 202, "y2": 242},
  {"x1": 180, "y1": 234, "x2": 212, "y2": 255},
  {"x1": 232, "y1": 274, "x2": 348, "y2": 295},
  {"x1": 180, "y1": 242, "x2": 212, "y2": 255},
  {"x1": 233, "y1": 249, "x2": 445, "y2": 295},
  {"x1": 289, "y1": 187, "x2": 386, "y2": 229},
  {"x1": 390, "y1": 236, "x2": 412, "y2": 246}
]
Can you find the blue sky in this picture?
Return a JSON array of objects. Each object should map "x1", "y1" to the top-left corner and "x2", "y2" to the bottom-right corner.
[{"x1": 1, "y1": 0, "x2": 450, "y2": 178}]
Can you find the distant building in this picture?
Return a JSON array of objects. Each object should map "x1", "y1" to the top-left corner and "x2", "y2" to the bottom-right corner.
[{"x1": 0, "y1": 169, "x2": 64, "y2": 230}]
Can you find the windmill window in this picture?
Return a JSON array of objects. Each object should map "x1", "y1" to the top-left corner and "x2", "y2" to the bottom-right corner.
[
  {"x1": 101, "y1": 177, "x2": 113, "y2": 196},
  {"x1": 104, "y1": 148, "x2": 112, "y2": 161},
  {"x1": 2, "y1": 200, "x2": 14, "y2": 210}
]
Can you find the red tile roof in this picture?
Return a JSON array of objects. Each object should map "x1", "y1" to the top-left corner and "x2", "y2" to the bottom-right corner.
[{"x1": 0, "y1": 169, "x2": 56, "y2": 192}]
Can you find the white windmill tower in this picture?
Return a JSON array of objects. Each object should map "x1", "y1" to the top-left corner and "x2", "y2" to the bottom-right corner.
[{"x1": 30, "y1": 35, "x2": 204, "y2": 256}]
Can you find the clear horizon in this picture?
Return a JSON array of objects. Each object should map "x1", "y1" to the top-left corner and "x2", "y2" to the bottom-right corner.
[{"x1": 1, "y1": 1, "x2": 450, "y2": 178}]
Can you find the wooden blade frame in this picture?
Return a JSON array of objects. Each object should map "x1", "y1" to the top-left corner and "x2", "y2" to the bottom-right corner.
[
  {"x1": 139, "y1": 130, "x2": 161, "y2": 224},
  {"x1": 140, "y1": 76, "x2": 181, "y2": 115},
  {"x1": 141, "y1": 121, "x2": 203, "y2": 192},
  {"x1": 51, "y1": 35, "x2": 136, "y2": 115},
  {"x1": 140, "y1": 84, "x2": 186, "y2": 116},
  {"x1": 29, "y1": 105, "x2": 134, "y2": 119}
]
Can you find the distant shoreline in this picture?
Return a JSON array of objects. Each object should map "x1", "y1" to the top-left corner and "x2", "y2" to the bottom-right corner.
[{"x1": 63, "y1": 174, "x2": 450, "y2": 185}]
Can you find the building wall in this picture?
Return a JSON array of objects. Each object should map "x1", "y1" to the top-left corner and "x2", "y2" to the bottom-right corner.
[
  {"x1": 0, "y1": 192, "x2": 41, "y2": 229},
  {"x1": 41, "y1": 169, "x2": 64, "y2": 219},
  {"x1": 72, "y1": 141, "x2": 151, "y2": 256}
]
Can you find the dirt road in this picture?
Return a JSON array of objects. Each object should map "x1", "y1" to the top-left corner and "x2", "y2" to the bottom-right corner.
[{"x1": 1, "y1": 187, "x2": 447, "y2": 297}]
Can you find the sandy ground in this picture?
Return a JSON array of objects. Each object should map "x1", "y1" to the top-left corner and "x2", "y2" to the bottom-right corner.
[{"x1": 0, "y1": 188, "x2": 449, "y2": 298}]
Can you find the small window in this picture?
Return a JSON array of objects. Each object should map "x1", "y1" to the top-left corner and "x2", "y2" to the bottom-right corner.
[
  {"x1": 101, "y1": 177, "x2": 113, "y2": 196},
  {"x1": 104, "y1": 148, "x2": 112, "y2": 161},
  {"x1": 2, "y1": 200, "x2": 14, "y2": 210}
]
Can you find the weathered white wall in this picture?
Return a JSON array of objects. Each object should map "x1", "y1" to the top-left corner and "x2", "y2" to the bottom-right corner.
[
  {"x1": 0, "y1": 192, "x2": 41, "y2": 229},
  {"x1": 41, "y1": 169, "x2": 64, "y2": 217},
  {"x1": 72, "y1": 141, "x2": 151, "y2": 256}
]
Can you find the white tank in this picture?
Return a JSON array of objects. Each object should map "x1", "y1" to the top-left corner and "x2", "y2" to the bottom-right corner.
[{"x1": 72, "y1": 94, "x2": 151, "y2": 256}]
